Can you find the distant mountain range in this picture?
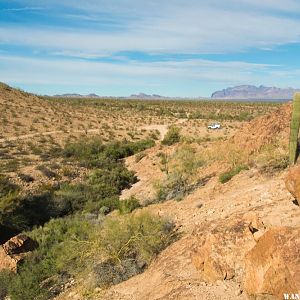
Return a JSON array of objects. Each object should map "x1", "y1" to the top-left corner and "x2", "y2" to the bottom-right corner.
[
  {"x1": 129, "y1": 93, "x2": 175, "y2": 100},
  {"x1": 53, "y1": 92, "x2": 195, "y2": 100},
  {"x1": 52, "y1": 85, "x2": 300, "y2": 101},
  {"x1": 211, "y1": 85, "x2": 300, "y2": 100},
  {"x1": 54, "y1": 93, "x2": 100, "y2": 98}
]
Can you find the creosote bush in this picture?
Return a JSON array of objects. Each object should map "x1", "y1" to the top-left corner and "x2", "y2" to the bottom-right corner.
[
  {"x1": 162, "y1": 126, "x2": 181, "y2": 146},
  {"x1": 118, "y1": 196, "x2": 141, "y2": 214},
  {"x1": 219, "y1": 165, "x2": 249, "y2": 184},
  {"x1": 93, "y1": 212, "x2": 176, "y2": 288},
  {"x1": 156, "y1": 145, "x2": 204, "y2": 201}
]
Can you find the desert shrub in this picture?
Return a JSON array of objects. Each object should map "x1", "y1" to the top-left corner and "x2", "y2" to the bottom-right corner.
[
  {"x1": 94, "y1": 213, "x2": 175, "y2": 287},
  {"x1": 61, "y1": 166, "x2": 76, "y2": 178},
  {"x1": 135, "y1": 152, "x2": 146, "y2": 162},
  {"x1": 0, "y1": 175, "x2": 19, "y2": 198},
  {"x1": 162, "y1": 127, "x2": 181, "y2": 146},
  {"x1": 1, "y1": 159, "x2": 20, "y2": 172},
  {"x1": 1, "y1": 139, "x2": 149, "y2": 243},
  {"x1": 156, "y1": 145, "x2": 204, "y2": 201},
  {"x1": 88, "y1": 167, "x2": 136, "y2": 194},
  {"x1": 64, "y1": 138, "x2": 154, "y2": 168},
  {"x1": 0, "y1": 190, "x2": 60, "y2": 235},
  {"x1": 18, "y1": 173, "x2": 34, "y2": 183},
  {"x1": 6, "y1": 213, "x2": 175, "y2": 298},
  {"x1": 261, "y1": 155, "x2": 289, "y2": 172},
  {"x1": 94, "y1": 258, "x2": 143, "y2": 288},
  {"x1": 55, "y1": 166, "x2": 136, "y2": 214},
  {"x1": 7, "y1": 216, "x2": 93, "y2": 300},
  {"x1": 64, "y1": 137, "x2": 104, "y2": 162},
  {"x1": 219, "y1": 165, "x2": 249, "y2": 183},
  {"x1": 149, "y1": 130, "x2": 159, "y2": 140},
  {"x1": 157, "y1": 152, "x2": 169, "y2": 174},
  {"x1": 255, "y1": 142, "x2": 289, "y2": 173},
  {"x1": 118, "y1": 197, "x2": 140, "y2": 214},
  {"x1": 55, "y1": 138, "x2": 153, "y2": 214},
  {"x1": 0, "y1": 270, "x2": 13, "y2": 299},
  {"x1": 36, "y1": 165, "x2": 59, "y2": 179}
]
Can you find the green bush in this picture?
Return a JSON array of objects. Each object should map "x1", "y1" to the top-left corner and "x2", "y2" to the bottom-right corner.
[
  {"x1": 94, "y1": 212, "x2": 175, "y2": 287},
  {"x1": 64, "y1": 138, "x2": 155, "y2": 168},
  {"x1": 118, "y1": 197, "x2": 141, "y2": 214},
  {"x1": 156, "y1": 145, "x2": 204, "y2": 201},
  {"x1": 0, "y1": 270, "x2": 13, "y2": 299},
  {"x1": 1, "y1": 139, "x2": 150, "y2": 242},
  {"x1": 0, "y1": 187, "x2": 63, "y2": 243},
  {"x1": 0, "y1": 174, "x2": 19, "y2": 198},
  {"x1": 56, "y1": 138, "x2": 152, "y2": 214},
  {"x1": 5, "y1": 213, "x2": 176, "y2": 298},
  {"x1": 6, "y1": 217, "x2": 92, "y2": 300},
  {"x1": 162, "y1": 127, "x2": 181, "y2": 146},
  {"x1": 0, "y1": 138, "x2": 161, "y2": 298},
  {"x1": 36, "y1": 165, "x2": 59, "y2": 179},
  {"x1": 219, "y1": 165, "x2": 249, "y2": 183},
  {"x1": 54, "y1": 165, "x2": 136, "y2": 214},
  {"x1": 64, "y1": 137, "x2": 104, "y2": 161}
]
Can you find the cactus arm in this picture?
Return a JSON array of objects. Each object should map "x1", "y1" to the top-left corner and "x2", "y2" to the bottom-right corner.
[{"x1": 289, "y1": 93, "x2": 300, "y2": 164}]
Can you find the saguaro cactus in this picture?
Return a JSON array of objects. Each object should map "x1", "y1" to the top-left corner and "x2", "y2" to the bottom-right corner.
[{"x1": 289, "y1": 93, "x2": 300, "y2": 164}]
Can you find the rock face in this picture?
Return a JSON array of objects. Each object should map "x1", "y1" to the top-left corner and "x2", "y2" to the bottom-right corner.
[
  {"x1": 192, "y1": 213, "x2": 264, "y2": 283},
  {"x1": 211, "y1": 85, "x2": 300, "y2": 100},
  {"x1": 244, "y1": 227, "x2": 300, "y2": 300},
  {"x1": 231, "y1": 103, "x2": 291, "y2": 154},
  {"x1": 285, "y1": 165, "x2": 300, "y2": 204},
  {"x1": 0, "y1": 234, "x2": 38, "y2": 272},
  {"x1": 192, "y1": 215, "x2": 300, "y2": 300}
]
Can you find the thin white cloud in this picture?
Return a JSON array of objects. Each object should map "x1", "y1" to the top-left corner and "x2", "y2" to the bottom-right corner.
[
  {"x1": 2, "y1": 6, "x2": 44, "y2": 12},
  {"x1": 1, "y1": 2, "x2": 300, "y2": 57},
  {"x1": 237, "y1": 0, "x2": 300, "y2": 12},
  {"x1": 0, "y1": 54, "x2": 295, "y2": 89}
]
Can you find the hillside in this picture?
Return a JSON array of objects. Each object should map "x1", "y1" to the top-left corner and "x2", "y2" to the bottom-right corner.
[
  {"x1": 0, "y1": 84, "x2": 299, "y2": 300},
  {"x1": 211, "y1": 85, "x2": 300, "y2": 100},
  {"x1": 97, "y1": 104, "x2": 298, "y2": 300}
]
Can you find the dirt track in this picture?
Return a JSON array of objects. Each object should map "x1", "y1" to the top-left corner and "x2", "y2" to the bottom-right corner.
[{"x1": 0, "y1": 129, "x2": 103, "y2": 143}]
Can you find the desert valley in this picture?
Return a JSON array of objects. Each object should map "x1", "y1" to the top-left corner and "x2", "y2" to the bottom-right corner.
[{"x1": 0, "y1": 82, "x2": 299, "y2": 300}]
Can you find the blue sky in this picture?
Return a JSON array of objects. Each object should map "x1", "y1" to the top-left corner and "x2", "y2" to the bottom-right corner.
[{"x1": 0, "y1": 0, "x2": 300, "y2": 97}]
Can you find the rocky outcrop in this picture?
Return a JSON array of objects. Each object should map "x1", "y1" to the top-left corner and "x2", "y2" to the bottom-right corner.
[
  {"x1": 231, "y1": 103, "x2": 291, "y2": 154},
  {"x1": 244, "y1": 227, "x2": 300, "y2": 300},
  {"x1": 192, "y1": 214, "x2": 300, "y2": 300},
  {"x1": 285, "y1": 165, "x2": 300, "y2": 205},
  {"x1": 0, "y1": 234, "x2": 38, "y2": 272},
  {"x1": 192, "y1": 213, "x2": 265, "y2": 283}
]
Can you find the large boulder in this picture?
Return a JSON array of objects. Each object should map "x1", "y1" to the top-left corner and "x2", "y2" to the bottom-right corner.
[
  {"x1": 285, "y1": 165, "x2": 300, "y2": 205},
  {"x1": 244, "y1": 227, "x2": 300, "y2": 300},
  {"x1": 192, "y1": 213, "x2": 264, "y2": 283},
  {"x1": 0, "y1": 234, "x2": 38, "y2": 272}
]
